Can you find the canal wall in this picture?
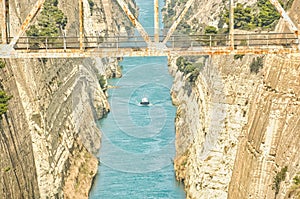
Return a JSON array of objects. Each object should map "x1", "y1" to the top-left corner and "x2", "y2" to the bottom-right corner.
[
  {"x1": 170, "y1": 54, "x2": 261, "y2": 198},
  {"x1": 171, "y1": 53, "x2": 300, "y2": 199},
  {"x1": 0, "y1": 0, "x2": 136, "y2": 198},
  {"x1": 169, "y1": 0, "x2": 300, "y2": 198}
]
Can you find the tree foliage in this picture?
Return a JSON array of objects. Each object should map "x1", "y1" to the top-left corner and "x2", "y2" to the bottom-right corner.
[
  {"x1": 26, "y1": 0, "x2": 67, "y2": 37},
  {"x1": 221, "y1": 0, "x2": 281, "y2": 30},
  {"x1": 256, "y1": 0, "x2": 280, "y2": 29}
]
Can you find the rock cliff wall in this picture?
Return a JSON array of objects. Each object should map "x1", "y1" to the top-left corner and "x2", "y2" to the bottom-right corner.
[
  {"x1": 0, "y1": 0, "x2": 135, "y2": 198},
  {"x1": 0, "y1": 68, "x2": 40, "y2": 199},
  {"x1": 168, "y1": 0, "x2": 300, "y2": 198},
  {"x1": 228, "y1": 54, "x2": 300, "y2": 199},
  {"x1": 0, "y1": 56, "x2": 107, "y2": 199},
  {"x1": 171, "y1": 54, "x2": 262, "y2": 198}
]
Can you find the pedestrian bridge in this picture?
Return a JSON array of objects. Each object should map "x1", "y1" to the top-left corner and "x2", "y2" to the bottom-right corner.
[
  {"x1": 0, "y1": 0, "x2": 299, "y2": 58},
  {"x1": 0, "y1": 32, "x2": 299, "y2": 58}
]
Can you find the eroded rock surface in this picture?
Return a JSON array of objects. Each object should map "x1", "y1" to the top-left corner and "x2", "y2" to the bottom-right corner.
[{"x1": 0, "y1": 0, "x2": 136, "y2": 198}]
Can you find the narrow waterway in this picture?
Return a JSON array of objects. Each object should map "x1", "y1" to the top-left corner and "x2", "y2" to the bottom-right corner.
[{"x1": 89, "y1": 1, "x2": 185, "y2": 198}]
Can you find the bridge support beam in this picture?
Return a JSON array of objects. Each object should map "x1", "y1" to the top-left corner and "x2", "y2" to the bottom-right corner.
[
  {"x1": 269, "y1": 0, "x2": 299, "y2": 48},
  {"x1": 269, "y1": 0, "x2": 298, "y2": 36},
  {"x1": 9, "y1": 0, "x2": 45, "y2": 47},
  {"x1": 79, "y1": 0, "x2": 84, "y2": 51},
  {"x1": 116, "y1": 0, "x2": 152, "y2": 45},
  {"x1": 1, "y1": 0, "x2": 8, "y2": 44},
  {"x1": 229, "y1": 0, "x2": 234, "y2": 50},
  {"x1": 154, "y1": 0, "x2": 159, "y2": 43},
  {"x1": 162, "y1": 0, "x2": 195, "y2": 44}
]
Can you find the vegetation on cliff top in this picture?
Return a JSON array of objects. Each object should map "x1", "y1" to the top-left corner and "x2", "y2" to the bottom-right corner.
[
  {"x1": 26, "y1": 0, "x2": 67, "y2": 40},
  {"x1": 220, "y1": 0, "x2": 294, "y2": 31},
  {"x1": 164, "y1": 0, "x2": 294, "y2": 35}
]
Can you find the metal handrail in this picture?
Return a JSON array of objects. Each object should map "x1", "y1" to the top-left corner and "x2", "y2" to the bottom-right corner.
[{"x1": 5, "y1": 32, "x2": 298, "y2": 51}]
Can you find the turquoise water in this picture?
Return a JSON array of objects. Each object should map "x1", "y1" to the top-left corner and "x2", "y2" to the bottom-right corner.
[{"x1": 89, "y1": 1, "x2": 185, "y2": 198}]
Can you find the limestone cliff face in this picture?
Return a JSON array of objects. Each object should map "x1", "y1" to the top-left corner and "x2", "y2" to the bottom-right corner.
[
  {"x1": 0, "y1": 73, "x2": 40, "y2": 199},
  {"x1": 228, "y1": 54, "x2": 300, "y2": 199},
  {"x1": 171, "y1": 54, "x2": 262, "y2": 198},
  {"x1": 0, "y1": 57, "x2": 107, "y2": 199},
  {"x1": 168, "y1": 0, "x2": 300, "y2": 198},
  {"x1": 0, "y1": 0, "x2": 135, "y2": 198},
  {"x1": 172, "y1": 52, "x2": 300, "y2": 199}
]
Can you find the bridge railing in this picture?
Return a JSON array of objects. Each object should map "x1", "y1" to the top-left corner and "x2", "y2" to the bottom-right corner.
[
  {"x1": 234, "y1": 32, "x2": 297, "y2": 47},
  {"x1": 12, "y1": 35, "x2": 149, "y2": 50},
  {"x1": 6, "y1": 32, "x2": 299, "y2": 51},
  {"x1": 167, "y1": 32, "x2": 298, "y2": 49}
]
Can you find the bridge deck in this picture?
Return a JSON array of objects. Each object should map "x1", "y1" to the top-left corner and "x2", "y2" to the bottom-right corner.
[
  {"x1": 1, "y1": 33, "x2": 299, "y2": 58},
  {"x1": 0, "y1": 46, "x2": 299, "y2": 58}
]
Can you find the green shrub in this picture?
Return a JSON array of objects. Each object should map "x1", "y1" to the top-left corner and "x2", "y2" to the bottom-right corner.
[
  {"x1": 177, "y1": 22, "x2": 191, "y2": 34},
  {"x1": 176, "y1": 56, "x2": 203, "y2": 83},
  {"x1": 294, "y1": 175, "x2": 300, "y2": 185},
  {"x1": 0, "y1": 90, "x2": 12, "y2": 117},
  {"x1": 250, "y1": 56, "x2": 264, "y2": 73},
  {"x1": 239, "y1": 39, "x2": 248, "y2": 46},
  {"x1": 204, "y1": 26, "x2": 218, "y2": 34},
  {"x1": 0, "y1": 61, "x2": 11, "y2": 118},
  {"x1": 188, "y1": 67, "x2": 200, "y2": 83},
  {"x1": 98, "y1": 75, "x2": 107, "y2": 90},
  {"x1": 273, "y1": 166, "x2": 288, "y2": 195},
  {"x1": 4, "y1": 167, "x2": 11, "y2": 172},
  {"x1": 234, "y1": 54, "x2": 245, "y2": 60},
  {"x1": 222, "y1": 3, "x2": 255, "y2": 30},
  {"x1": 0, "y1": 60, "x2": 5, "y2": 68}
]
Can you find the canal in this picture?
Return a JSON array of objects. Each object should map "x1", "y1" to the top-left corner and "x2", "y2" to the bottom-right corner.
[{"x1": 89, "y1": 0, "x2": 185, "y2": 198}]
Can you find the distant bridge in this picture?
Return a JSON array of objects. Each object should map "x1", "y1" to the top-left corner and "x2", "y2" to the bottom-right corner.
[{"x1": 0, "y1": 0, "x2": 299, "y2": 58}]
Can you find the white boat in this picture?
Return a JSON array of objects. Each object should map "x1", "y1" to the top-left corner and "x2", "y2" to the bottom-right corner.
[{"x1": 140, "y1": 97, "x2": 150, "y2": 105}]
